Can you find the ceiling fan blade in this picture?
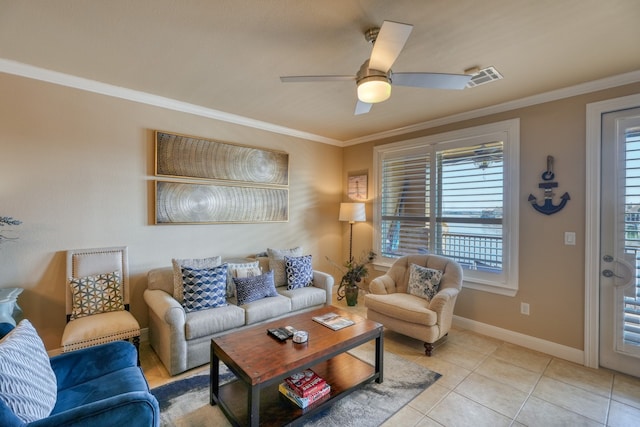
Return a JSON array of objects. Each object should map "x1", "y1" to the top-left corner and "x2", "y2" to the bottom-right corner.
[
  {"x1": 354, "y1": 100, "x2": 372, "y2": 115},
  {"x1": 391, "y1": 72, "x2": 472, "y2": 90},
  {"x1": 280, "y1": 75, "x2": 355, "y2": 83},
  {"x1": 369, "y1": 21, "x2": 413, "y2": 72}
]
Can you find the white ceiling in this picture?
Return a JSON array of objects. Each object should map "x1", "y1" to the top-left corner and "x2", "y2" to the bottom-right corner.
[{"x1": 1, "y1": 0, "x2": 639, "y2": 144}]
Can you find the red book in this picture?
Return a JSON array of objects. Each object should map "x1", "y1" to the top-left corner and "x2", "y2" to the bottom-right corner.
[{"x1": 284, "y1": 369, "x2": 327, "y2": 398}]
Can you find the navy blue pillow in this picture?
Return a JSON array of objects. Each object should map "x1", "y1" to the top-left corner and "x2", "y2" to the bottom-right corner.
[{"x1": 233, "y1": 271, "x2": 278, "y2": 305}]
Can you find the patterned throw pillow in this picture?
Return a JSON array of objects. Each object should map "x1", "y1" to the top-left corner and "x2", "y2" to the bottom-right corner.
[
  {"x1": 407, "y1": 264, "x2": 443, "y2": 301},
  {"x1": 172, "y1": 256, "x2": 222, "y2": 302},
  {"x1": 267, "y1": 247, "x2": 303, "y2": 287},
  {"x1": 285, "y1": 255, "x2": 314, "y2": 289},
  {"x1": 181, "y1": 264, "x2": 228, "y2": 313},
  {"x1": 0, "y1": 320, "x2": 57, "y2": 423},
  {"x1": 68, "y1": 271, "x2": 124, "y2": 320},
  {"x1": 225, "y1": 260, "x2": 261, "y2": 298},
  {"x1": 233, "y1": 270, "x2": 279, "y2": 305}
]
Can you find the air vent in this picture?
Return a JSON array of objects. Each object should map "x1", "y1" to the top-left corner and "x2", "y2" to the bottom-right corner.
[{"x1": 465, "y1": 66, "x2": 503, "y2": 88}]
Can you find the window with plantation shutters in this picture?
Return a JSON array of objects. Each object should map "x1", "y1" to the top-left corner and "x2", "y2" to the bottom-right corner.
[{"x1": 374, "y1": 119, "x2": 520, "y2": 295}]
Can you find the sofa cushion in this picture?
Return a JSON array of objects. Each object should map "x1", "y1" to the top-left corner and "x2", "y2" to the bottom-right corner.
[
  {"x1": 172, "y1": 256, "x2": 222, "y2": 302},
  {"x1": 53, "y1": 365, "x2": 149, "y2": 413},
  {"x1": 364, "y1": 293, "x2": 438, "y2": 326},
  {"x1": 234, "y1": 270, "x2": 279, "y2": 305},
  {"x1": 239, "y1": 294, "x2": 292, "y2": 325},
  {"x1": 0, "y1": 319, "x2": 57, "y2": 423},
  {"x1": 181, "y1": 264, "x2": 228, "y2": 313},
  {"x1": 225, "y1": 260, "x2": 261, "y2": 298},
  {"x1": 277, "y1": 286, "x2": 326, "y2": 311},
  {"x1": 285, "y1": 255, "x2": 314, "y2": 289},
  {"x1": 267, "y1": 247, "x2": 303, "y2": 286},
  {"x1": 68, "y1": 271, "x2": 124, "y2": 320},
  {"x1": 407, "y1": 264, "x2": 443, "y2": 301},
  {"x1": 184, "y1": 305, "x2": 246, "y2": 340}
]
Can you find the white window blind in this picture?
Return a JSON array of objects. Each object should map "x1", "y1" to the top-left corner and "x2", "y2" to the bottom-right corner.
[
  {"x1": 436, "y1": 142, "x2": 503, "y2": 273},
  {"x1": 380, "y1": 153, "x2": 430, "y2": 257}
]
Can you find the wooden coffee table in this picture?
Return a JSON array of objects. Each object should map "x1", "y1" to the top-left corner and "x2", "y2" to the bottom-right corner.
[{"x1": 210, "y1": 306, "x2": 383, "y2": 426}]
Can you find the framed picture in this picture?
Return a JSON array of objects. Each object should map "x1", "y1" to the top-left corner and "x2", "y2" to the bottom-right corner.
[
  {"x1": 155, "y1": 181, "x2": 288, "y2": 224},
  {"x1": 348, "y1": 174, "x2": 367, "y2": 201},
  {"x1": 155, "y1": 131, "x2": 289, "y2": 186}
]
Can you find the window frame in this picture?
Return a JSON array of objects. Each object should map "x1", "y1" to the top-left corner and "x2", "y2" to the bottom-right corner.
[{"x1": 373, "y1": 119, "x2": 520, "y2": 296}]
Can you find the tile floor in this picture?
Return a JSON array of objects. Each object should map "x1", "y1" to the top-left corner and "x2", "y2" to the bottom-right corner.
[{"x1": 140, "y1": 296, "x2": 640, "y2": 427}]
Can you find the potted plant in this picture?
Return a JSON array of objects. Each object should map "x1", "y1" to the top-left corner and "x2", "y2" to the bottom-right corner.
[{"x1": 328, "y1": 251, "x2": 376, "y2": 306}]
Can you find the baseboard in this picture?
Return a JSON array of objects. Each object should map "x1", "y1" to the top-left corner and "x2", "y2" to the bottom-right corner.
[
  {"x1": 453, "y1": 315, "x2": 584, "y2": 365},
  {"x1": 47, "y1": 327, "x2": 150, "y2": 358}
]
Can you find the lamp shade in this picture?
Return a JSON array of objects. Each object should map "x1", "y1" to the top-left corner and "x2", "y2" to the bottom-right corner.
[
  {"x1": 357, "y1": 77, "x2": 391, "y2": 103},
  {"x1": 339, "y1": 203, "x2": 366, "y2": 223}
]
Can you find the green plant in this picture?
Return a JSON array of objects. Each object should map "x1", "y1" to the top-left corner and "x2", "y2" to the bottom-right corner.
[{"x1": 327, "y1": 250, "x2": 376, "y2": 301}]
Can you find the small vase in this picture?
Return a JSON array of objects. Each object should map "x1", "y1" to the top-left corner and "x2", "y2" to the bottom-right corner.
[{"x1": 345, "y1": 282, "x2": 359, "y2": 306}]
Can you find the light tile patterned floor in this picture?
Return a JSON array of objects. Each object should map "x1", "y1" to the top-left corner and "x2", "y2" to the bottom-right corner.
[{"x1": 140, "y1": 294, "x2": 640, "y2": 427}]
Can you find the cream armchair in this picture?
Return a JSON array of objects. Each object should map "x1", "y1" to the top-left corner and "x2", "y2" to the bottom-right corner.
[
  {"x1": 364, "y1": 254, "x2": 463, "y2": 356},
  {"x1": 61, "y1": 247, "x2": 140, "y2": 359}
]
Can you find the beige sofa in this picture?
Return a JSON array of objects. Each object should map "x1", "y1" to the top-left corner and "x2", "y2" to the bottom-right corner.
[
  {"x1": 364, "y1": 254, "x2": 462, "y2": 356},
  {"x1": 143, "y1": 258, "x2": 334, "y2": 375}
]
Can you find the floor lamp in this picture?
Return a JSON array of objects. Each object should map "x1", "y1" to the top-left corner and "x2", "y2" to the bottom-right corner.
[{"x1": 339, "y1": 202, "x2": 366, "y2": 261}]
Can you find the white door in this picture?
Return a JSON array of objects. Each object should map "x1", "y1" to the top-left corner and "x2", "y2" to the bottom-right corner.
[{"x1": 600, "y1": 107, "x2": 640, "y2": 376}]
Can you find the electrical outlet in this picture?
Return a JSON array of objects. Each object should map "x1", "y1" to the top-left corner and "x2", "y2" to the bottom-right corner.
[{"x1": 521, "y1": 302, "x2": 530, "y2": 315}]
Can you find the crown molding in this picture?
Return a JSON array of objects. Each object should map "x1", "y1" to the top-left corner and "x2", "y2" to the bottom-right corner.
[
  {"x1": 0, "y1": 59, "x2": 343, "y2": 147},
  {"x1": 2, "y1": 58, "x2": 639, "y2": 148},
  {"x1": 343, "y1": 69, "x2": 640, "y2": 146}
]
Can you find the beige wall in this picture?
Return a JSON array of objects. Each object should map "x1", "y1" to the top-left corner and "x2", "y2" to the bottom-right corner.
[
  {"x1": 3, "y1": 69, "x2": 640, "y2": 353},
  {"x1": 344, "y1": 82, "x2": 640, "y2": 351},
  {"x1": 0, "y1": 73, "x2": 343, "y2": 350}
]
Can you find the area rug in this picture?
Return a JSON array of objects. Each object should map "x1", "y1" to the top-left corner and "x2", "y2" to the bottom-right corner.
[{"x1": 152, "y1": 347, "x2": 440, "y2": 427}]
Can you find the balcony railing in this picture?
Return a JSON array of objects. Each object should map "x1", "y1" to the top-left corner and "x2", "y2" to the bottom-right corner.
[{"x1": 441, "y1": 232, "x2": 502, "y2": 273}]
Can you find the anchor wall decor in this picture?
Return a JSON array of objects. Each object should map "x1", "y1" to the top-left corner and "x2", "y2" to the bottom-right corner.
[{"x1": 528, "y1": 155, "x2": 570, "y2": 215}]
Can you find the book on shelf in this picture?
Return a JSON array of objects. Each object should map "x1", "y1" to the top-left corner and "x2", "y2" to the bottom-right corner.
[
  {"x1": 312, "y1": 312, "x2": 355, "y2": 331},
  {"x1": 284, "y1": 369, "x2": 326, "y2": 398},
  {"x1": 279, "y1": 382, "x2": 330, "y2": 409}
]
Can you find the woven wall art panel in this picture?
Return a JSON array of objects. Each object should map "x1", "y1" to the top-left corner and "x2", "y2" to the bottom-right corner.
[
  {"x1": 155, "y1": 181, "x2": 288, "y2": 224},
  {"x1": 155, "y1": 131, "x2": 289, "y2": 186}
]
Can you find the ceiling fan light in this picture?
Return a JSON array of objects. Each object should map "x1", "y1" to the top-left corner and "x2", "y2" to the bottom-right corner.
[{"x1": 357, "y1": 76, "x2": 391, "y2": 103}]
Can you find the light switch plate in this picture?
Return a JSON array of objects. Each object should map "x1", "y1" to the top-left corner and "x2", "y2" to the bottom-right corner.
[{"x1": 564, "y1": 232, "x2": 576, "y2": 245}]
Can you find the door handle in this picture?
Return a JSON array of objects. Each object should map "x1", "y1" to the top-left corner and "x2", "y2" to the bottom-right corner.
[
  {"x1": 601, "y1": 254, "x2": 635, "y2": 288},
  {"x1": 602, "y1": 269, "x2": 624, "y2": 278}
]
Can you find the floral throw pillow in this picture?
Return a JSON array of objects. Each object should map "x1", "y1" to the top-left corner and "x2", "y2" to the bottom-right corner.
[
  {"x1": 285, "y1": 255, "x2": 314, "y2": 289},
  {"x1": 68, "y1": 271, "x2": 124, "y2": 320},
  {"x1": 407, "y1": 264, "x2": 443, "y2": 301},
  {"x1": 181, "y1": 264, "x2": 228, "y2": 313},
  {"x1": 233, "y1": 271, "x2": 279, "y2": 305}
]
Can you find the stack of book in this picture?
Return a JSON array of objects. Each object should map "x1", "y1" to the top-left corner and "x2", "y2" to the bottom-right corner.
[{"x1": 279, "y1": 369, "x2": 330, "y2": 409}]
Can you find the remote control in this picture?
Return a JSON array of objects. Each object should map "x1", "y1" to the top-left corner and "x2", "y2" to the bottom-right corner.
[{"x1": 267, "y1": 328, "x2": 289, "y2": 341}]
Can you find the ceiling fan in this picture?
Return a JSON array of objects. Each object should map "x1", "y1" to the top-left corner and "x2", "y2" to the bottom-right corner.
[{"x1": 280, "y1": 20, "x2": 472, "y2": 115}]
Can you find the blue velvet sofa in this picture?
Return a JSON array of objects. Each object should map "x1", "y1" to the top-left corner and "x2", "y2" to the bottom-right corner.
[{"x1": 0, "y1": 323, "x2": 159, "y2": 427}]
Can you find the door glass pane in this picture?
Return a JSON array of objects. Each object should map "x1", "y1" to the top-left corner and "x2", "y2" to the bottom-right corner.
[{"x1": 623, "y1": 126, "x2": 640, "y2": 349}]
